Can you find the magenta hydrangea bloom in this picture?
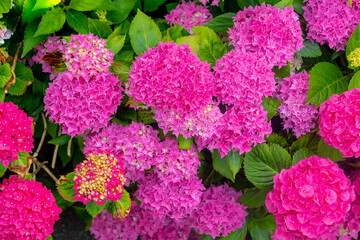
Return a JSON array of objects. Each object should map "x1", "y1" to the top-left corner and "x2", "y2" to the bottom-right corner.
[
  {"x1": 199, "y1": 0, "x2": 220, "y2": 6},
  {"x1": 74, "y1": 151, "x2": 126, "y2": 205},
  {"x1": 228, "y1": 3, "x2": 303, "y2": 67},
  {"x1": 165, "y1": 1, "x2": 213, "y2": 33},
  {"x1": 265, "y1": 156, "x2": 355, "y2": 239},
  {"x1": 214, "y1": 50, "x2": 275, "y2": 106},
  {"x1": 190, "y1": 184, "x2": 247, "y2": 238},
  {"x1": 44, "y1": 71, "x2": 123, "y2": 137},
  {"x1": 63, "y1": 33, "x2": 114, "y2": 77},
  {"x1": 303, "y1": 0, "x2": 360, "y2": 51},
  {"x1": 0, "y1": 101, "x2": 34, "y2": 167},
  {"x1": 32, "y1": 36, "x2": 66, "y2": 80},
  {"x1": 274, "y1": 71, "x2": 319, "y2": 138},
  {"x1": 126, "y1": 41, "x2": 215, "y2": 113},
  {"x1": 0, "y1": 175, "x2": 61, "y2": 240},
  {"x1": 318, "y1": 88, "x2": 360, "y2": 158}
]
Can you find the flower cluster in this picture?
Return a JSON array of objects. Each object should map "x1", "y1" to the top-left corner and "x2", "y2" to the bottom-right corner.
[
  {"x1": 274, "y1": 71, "x2": 319, "y2": 138},
  {"x1": 318, "y1": 88, "x2": 360, "y2": 158},
  {"x1": 0, "y1": 101, "x2": 34, "y2": 167},
  {"x1": 303, "y1": 0, "x2": 360, "y2": 51},
  {"x1": 0, "y1": 23, "x2": 12, "y2": 44},
  {"x1": 74, "y1": 152, "x2": 126, "y2": 205},
  {"x1": 165, "y1": 1, "x2": 213, "y2": 33},
  {"x1": 0, "y1": 175, "x2": 61, "y2": 240},
  {"x1": 190, "y1": 184, "x2": 247, "y2": 238},
  {"x1": 228, "y1": 3, "x2": 303, "y2": 67},
  {"x1": 266, "y1": 156, "x2": 355, "y2": 239},
  {"x1": 347, "y1": 48, "x2": 360, "y2": 68}
]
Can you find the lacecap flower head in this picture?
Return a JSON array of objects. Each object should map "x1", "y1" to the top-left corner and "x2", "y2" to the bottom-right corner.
[
  {"x1": 74, "y1": 151, "x2": 126, "y2": 205},
  {"x1": 318, "y1": 88, "x2": 360, "y2": 158},
  {"x1": 347, "y1": 48, "x2": 360, "y2": 68},
  {"x1": 0, "y1": 101, "x2": 34, "y2": 167},
  {"x1": 265, "y1": 156, "x2": 355, "y2": 239},
  {"x1": 228, "y1": 3, "x2": 303, "y2": 67},
  {"x1": 0, "y1": 175, "x2": 61, "y2": 240}
]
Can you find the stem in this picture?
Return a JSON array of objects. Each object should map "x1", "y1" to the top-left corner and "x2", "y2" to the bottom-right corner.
[
  {"x1": 33, "y1": 113, "x2": 47, "y2": 158},
  {"x1": 67, "y1": 138, "x2": 72, "y2": 157},
  {"x1": 32, "y1": 158, "x2": 58, "y2": 182},
  {"x1": 51, "y1": 126, "x2": 61, "y2": 169},
  {"x1": 204, "y1": 169, "x2": 215, "y2": 185}
]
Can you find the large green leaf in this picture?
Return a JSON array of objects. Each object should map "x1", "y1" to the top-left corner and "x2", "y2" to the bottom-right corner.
[
  {"x1": 204, "y1": 13, "x2": 236, "y2": 35},
  {"x1": 56, "y1": 172, "x2": 76, "y2": 202},
  {"x1": 212, "y1": 149, "x2": 243, "y2": 182},
  {"x1": 290, "y1": 132, "x2": 321, "y2": 154},
  {"x1": 244, "y1": 144, "x2": 292, "y2": 189},
  {"x1": 34, "y1": 7, "x2": 66, "y2": 37},
  {"x1": 105, "y1": 190, "x2": 131, "y2": 219},
  {"x1": 22, "y1": 0, "x2": 49, "y2": 24},
  {"x1": 262, "y1": 97, "x2": 282, "y2": 121},
  {"x1": 22, "y1": 21, "x2": 49, "y2": 58},
  {"x1": 0, "y1": 161, "x2": 7, "y2": 177},
  {"x1": 346, "y1": 24, "x2": 360, "y2": 59},
  {"x1": 9, "y1": 61, "x2": 34, "y2": 96},
  {"x1": 112, "y1": 60, "x2": 131, "y2": 83},
  {"x1": 265, "y1": 134, "x2": 288, "y2": 149},
  {"x1": 348, "y1": 71, "x2": 360, "y2": 90},
  {"x1": 249, "y1": 215, "x2": 277, "y2": 240},
  {"x1": 177, "y1": 135, "x2": 193, "y2": 150},
  {"x1": 106, "y1": 35, "x2": 126, "y2": 55},
  {"x1": 48, "y1": 134, "x2": 71, "y2": 145},
  {"x1": 306, "y1": 62, "x2": 347, "y2": 106},
  {"x1": 85, "y1": 200, "x2": 105, "y2": 218},
  {"x1": 0, "y1": 0, "x2": 11, "y2": 13},
  {"x1": 296, "y1": 40, "x2": 322, "y2": 58},
  {"x1": 238, "y1": 188, "x2": 270, "y2": 208},
  {"x1": 68, "y1": 0, "x2": 104, "y2": 11},
  {"x1": 292, "y1": 148, "x2": 315, "y2": 165},
  {"x1": 219, "y1": 226, "x2": 247, "y2": 240},
  {"x1": 107, "y1": 0, "x2": 136, "y2": 24},
  {"x1": 88, "y1": 18, "x2": 112, "y2": 39},
  {"x1": 0, "y1": 63, "x2": 12, "y2": 89},
  {"x1": 129, "y1": 9, "x2": 161, "y2": 55},
  {"x1": 143, "y1": 0, "x2": 166, "y2": 12},
  {"x1": 66, "y1": 10, "x2": 89, "y2": 34},
  {"x1": 33, "y1": 0, "x2": 61, "y2": 10},
  {"x1": 317, "y1": 138, "x2": 344, "y2": 162}
]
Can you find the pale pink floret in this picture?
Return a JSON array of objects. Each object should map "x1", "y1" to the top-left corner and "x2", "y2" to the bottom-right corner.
[
  {"x1": 303, "y1": 0, "x2": 360, "y2": 51},
  {"x1": 165, "y1": 1, "x2": 213, "y2": 32},
  {"x1": 228, "y1": 3, "x2": 303, "y2": 67},
  {"x1": 0, "y1": 101, "x2": 34, "y2": 167},
  {"x1": 318, "y1": 88, "x2": 360, "y2": 158},
  {"x1": 265, "y1": 156, "x2": 355, "y2": 239},
  {"x1": 274, "y1": 71, "x2": 319, "y2": 138},
  {"x1": 0, "y1": 175, "x2": 61, "y2": 240}
]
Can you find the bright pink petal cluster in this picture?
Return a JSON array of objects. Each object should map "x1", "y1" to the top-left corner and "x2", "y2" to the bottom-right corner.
[
  {"x1": 228, "y1": 3, "x2": 303, "y2": 67},
  {"x1": 44, "y1": 71, "x2": 123, "y2": 137},
  {"x1": 0, "y1": 175, "x2": 61, "y2": 240},
  {"x1": 199, "y1": 0, "x2": 220, "y2": 6},
  {"x1": 0, "y1": 101, "x2": 34, "y2": 167},
  {"x1": 74, "y1": 151, "x2": 126, "y2": 205},
  {"x1": 265, "y1": 156, "x2": 355, "y2": 239},
  {"x1": 275, "y1": 71, "x2": 319, "y2": 138},
  {"x1": 214, "y1": 50, "x2": 275, "y2": 106},
  {"x1": 318, "y1": 88, "x2": 360, "y2": 158},
  {"x1": 165, "y1": 1, "x2": 213, "y2": 32},
  {"x1": 303, "y1": 0, "x2": 360, "y2": 51},
  {"x1": 190, "y1": 183, "x2": 247, "y2": 238}
]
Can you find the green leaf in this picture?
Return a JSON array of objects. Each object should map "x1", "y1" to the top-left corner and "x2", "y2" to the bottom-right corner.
[
  {"x1": 273, "y1": 63, "x2": 290, "y2": 78},
  {"x1": 348, "y1": 71, "x2": 360, "y2": 90},
  {"x1": 66, "y1": 10, "x2": 89, "y2": 34},
  {"x1": 237, "y1": 0, "x2": 259, "y2": 9},
  {"x1": 349, "y1": 0, "x2": 352, "y2": 7},
  {"x1": 22, "y1": 0, "x2": 49, "y2": 24},
  {"x1": 143, "y1": 0, "x2": 166, "y2": 12},
  {"x1": 129, "y1": 9, "x2": 161, "y2": 55},
  {"x1": 346, "y1": 24, "x2": 360, "y2": 58},
  {"x1": 106, "y1": 35, "x2": 126, "y2": 55},
  {"x1": 251, "y1": 215, "x2": 277, "y2": 232},
  {"x1": 68, "y1": 0, "x2": 104, "y2": 11},
  {"x1": 306, "y1": 62, "x2": 347, "y2": 106},
  {"x1": 244, "y1": 144, "x2": 292, "y2": 189},
  {"x1": 204, "y1": 13, "x2": 236, "y2": 35},
  {"x1": 105, "y1": 190, "x2": 131, "y2": 219},
  {"x1": 33, "y1": 0, "x2": 61, "y2": 10},
  {"x1": 290, "y1": 132, "x2": 321, "y2": 154},
  {"x1": 88, "y1": 18, "x2": 112, "y2": 39},
  {"x1": 48, "y1": 134, "x2": 71, "y2": 145},
  {"x1": 73, "y1": 205, "x2": 92, "y2": 223},
  {"x1": 177, "y1": 135, "x2": 193, "y2": 150},
  {"x1": 292, "y1": 148, "x2": 315, "y2": 165},
  {"x1": 275, "y1": 0, "x2": 293, "y2": 8},
  {"x1": 112, "y1": 60, "x2": 131, "y2": 83},
  {"x1": 317, "y1": 138, "x2": 344, "y2": 162},
  {"x1": 0, "y1": 0, "x2": 11, "y2": 14},
  {"x1": 107, "y1": 0, "x2": 136, "y2": 24},
  {"x1": 0, "y1": 161, "x2": 7, "y2": 177},
  {"x1": 85, "y1": 200, "x2": 105, "y2": 218},
  {"x1": 0, "y1": 90, "x2": 4, "y2": 103},
  {"x1": 0, "y1": 63, "x2": 11, "y2": 89},
  {"x1": 249, "y1": 223, "x2": 271, "y2": 240},
  {"x1": 23, "y1": 91, "x2": 40, "y2": 113},
  {"x1": 212, "y1": 149, "x2": 243, "y2": 182},
  {"x1": 238, "y1": 188, "x2": 270, "y2": 208},
  {"x1": 56, "y1": 172, "x2": 76, "y2": 202},
  {"x1": 296, "y1": 40, "x2": 322, "y2": 58},
  {"x1": 22, "y1": 21, "x2": 50, "y2": 58},
  {"x1": 34, "y1": 7, "x2": 66, "y2": 37},
  {"x1": 265, "y1": 134, "x2": 288, "y2": 149},
  {"x1": 9, "y1": 61, "x2": 34, "y2": 96},
  {"x1": 168, "y1": 24, "x2": 188, "y2": 41},
  {"x1": 219, "y1": 226, "x2": 247, "y2": 240},
  {"x1": 262, "y1": 97, "x2": 283, "y2": 121}
]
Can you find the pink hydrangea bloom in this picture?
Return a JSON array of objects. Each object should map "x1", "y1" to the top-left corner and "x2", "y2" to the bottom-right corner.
[
  {"x1": 0, "y1": 175, "x2": 61, "y2": 240},
  {"x1": 63, "y1": 33, "x2": 114, "y2": 77},
  {"x1": 165, "y1": 2, "x2": 213, "y2": 32},
  {"x1": 274, "y1": 71, "x2": 319, "y2": 138},
  {"x1": 44, "y1": 71, "x2": 123, "y2": 137},
  {"x1": 74, "y1": 151, "x2": 126, "y2": 205},
  {"x1": 0, "y1": 101, "x2": 34, "y2": 167},
  {"x1": 318, "y1": 88, "x2": 360, "y2": 158},
  {"x1": 265, "y1": 156, "x2": 355, "y2": 239},
  {"x1": 32, "y1": 36, "x2": 66, "y2": 80},
  {"x1": 199, "y1": 0, "x2": 220, "y2": 6},
  {"x1": 303, "y1": 0, "x2": 360, "y2": 51},
  {"x1": 228, "y1": 3, "x2": 303, "y2": 67},
  {"x1": 214, "y1": 50, "x2": 275, "y2": 106},
  {"x1": 190, "y1": 184, "x2": 247, "y2": 238},
  {"x1": 126, "y1": 41, "x2": 215, "y2": 113}
]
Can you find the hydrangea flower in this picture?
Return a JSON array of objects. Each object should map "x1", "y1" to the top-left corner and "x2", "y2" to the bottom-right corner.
[
  {"x1": 0, "y1": 101, "x2": 34, "y2": 167},
  {"x1": 265, "y1": 156, "x2": 355, "y2": 239},
  {"x1": 74, "y1": 152, "x2": 126, "y2": 205},
  {"x1": 0, "y1": 23, "x2": 12, "y2": 44},
  {"x1": 228, "y1": 3, "x2": 303, "y2": 67},
  {"x1": 347, "y1": 48, "x2": 360, "y2": 68},
  {"x1": 190, "y1": 184, "x2": 247, "y2": 238},
  {"x1": 165, "y1": 1, "x2": 213, "y2": 33},
  {"x1": 303, "y1": 0, "x2": 360, "y2": 51},
  {"x1": 126, "y1": 41, "x2": 215, "y2": 113},
  {"x1": 0, "y1": 175, "x2": 61, "y2": 240},
  {"x1": 199, "y1": 0, "x2": 220, "y2": 6},
  {"x1": 44, "y1": 71, "x2": 123, "y2": 137},
  {"x1": 214, "y1": 50, "x2": 275, "y2": 106},
  {"x1": 274, "y1": 71, "x2": 319, "y2": 138},
  {"x1": 318, "y1": 88, "x2": 360, "y2": 158}
]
